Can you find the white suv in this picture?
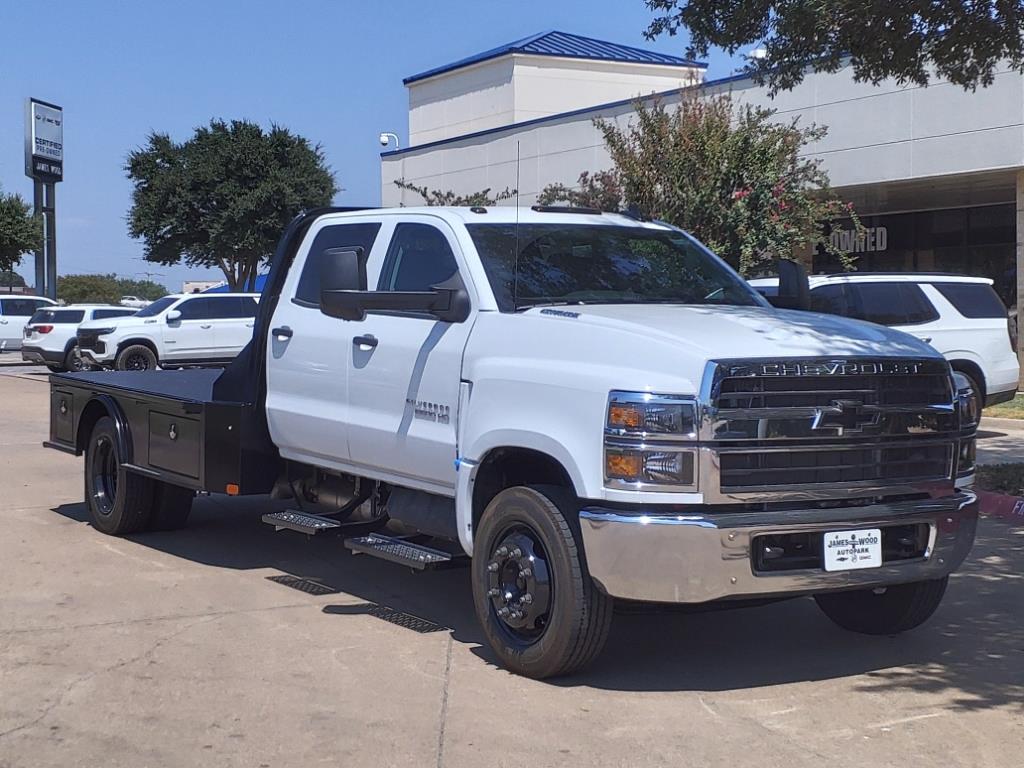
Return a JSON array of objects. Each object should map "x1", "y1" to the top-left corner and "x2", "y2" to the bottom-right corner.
[
  {"x1": 0, "y1": 295, "x2": 56, "y2": 352},
  {"x1": 77, "y1": 293, "x2": 260, "y2": 370},
  {"x1": 749, "y1": 273, "x2": 1019, "y2": 406},
  {"x1": 22, "y1": 305, "x2": 137, "y2": 371}
]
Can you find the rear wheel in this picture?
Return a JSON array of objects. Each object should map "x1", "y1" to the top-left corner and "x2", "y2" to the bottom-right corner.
[
  {"x1": 116, "y1": 344, "x2": 157, "y2": 371},
  {"x1": 814, "y1": 577, "x2": 949, "y2": 635},
  {"x1": 84, "y1": 416, "x2": 155, "y2": 535},
  {"x1": 148, "y1": 482, "x2": 194, "y2": 531},
  {"x1": 64, "y1": 345, "x2": 85, "y2": 372},
  {"x1": 46, "y1": 364, "x2": 64, "y2": 373},
  {"x1": 472, "y1": 485, "x2": 612, "y2": 679}
]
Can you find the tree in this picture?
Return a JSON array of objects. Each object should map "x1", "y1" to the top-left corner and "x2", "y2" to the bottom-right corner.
[
  {"x1": 126, "y1": 120, "x2": 337, "y2": 291},
  {"x1": 58, "y1": 274, "x2": 168, "y2": 305},
  {"x1": 538, "y1": 91, "x2": 857, "y2": 276},
  {"x1": 1, "y1": 269, "x2": 27, "y2": 288},
  {"x1": 393, "y1": 179, "x2": 516, "y2": 206},
  {"x1": 644, "y1": 0, "x2": 1024, "y2": 93},
  {"x1": 0, "y1": 189, "x2": 43, "y2": 276}
]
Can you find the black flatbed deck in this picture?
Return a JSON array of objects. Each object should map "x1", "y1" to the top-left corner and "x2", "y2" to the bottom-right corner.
[{"x1": 52, "y1": 368, "x2": 237, "y2": 405}]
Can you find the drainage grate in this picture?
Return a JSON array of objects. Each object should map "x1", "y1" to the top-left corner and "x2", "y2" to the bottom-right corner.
[
  {"x1": 353, "y1": 603, "x2": 448, "y2": 634},
  {"x1": 266, "y1": 574, "x2": 339, "y2": 596}
]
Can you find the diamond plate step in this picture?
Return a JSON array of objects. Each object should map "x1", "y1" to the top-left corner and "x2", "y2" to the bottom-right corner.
[
  {"x1": 262, "y1": 510, "x2": 343, "y2": 535},
  {"x1": 345, "y1": 534, "x2": 452, "y2": 570}
]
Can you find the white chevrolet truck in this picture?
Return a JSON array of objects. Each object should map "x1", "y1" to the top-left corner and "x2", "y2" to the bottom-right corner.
[{"x1": 44, "y1": 206, "x2": 980, "y2": 678}]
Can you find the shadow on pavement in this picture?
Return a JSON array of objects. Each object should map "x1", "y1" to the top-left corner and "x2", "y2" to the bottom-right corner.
[{"x1": 51, "y1": 495, "x2": 1023, "y2": 704}]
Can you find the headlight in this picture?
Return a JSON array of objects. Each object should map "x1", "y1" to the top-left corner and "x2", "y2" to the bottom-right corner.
[
  {"x1": 952, "y1": 372, "x2": 979, "y2": 428},
  {"x1": 89, "y1": 327, "x2": 118, "y2": 336},
  {"x1": 604, "y1": 392, "x2": 698, "y2": 490},
  {"x1": 607, "y1": 391, "x2": 697, "y2": 437}
]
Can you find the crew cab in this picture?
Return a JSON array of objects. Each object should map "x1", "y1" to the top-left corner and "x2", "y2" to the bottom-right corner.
[
  {"x1": 77, "y1": 292, "x2": 260, "y2": 370},
  {"x1": 749, "y1": 273, "x2": 1019, "y2": 406},
  {"x1": 45, "y1": 207, "x2": 980, "y2": 678},
  {"x1": 22, "y1": 304, "x2": 138, "y2": 371}
]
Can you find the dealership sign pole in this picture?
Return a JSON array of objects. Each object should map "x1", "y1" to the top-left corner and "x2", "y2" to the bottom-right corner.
[{"x1": 24, "y1": 98, "x2": 63, "y2": 300}]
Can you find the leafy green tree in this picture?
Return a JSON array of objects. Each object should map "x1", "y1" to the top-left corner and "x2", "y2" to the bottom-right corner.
[
  {"x1": 393, "y1": 179, "x2": 516, "y2": 206},
  {"x1": 644, "y1": 0, "x2": 1024, "y2": 93},
  {"x1": 1, "y1": 269, "x2": 27, "y2": 288},
  {"x1": 58, "y1": 274, "x2": 168, "y2": 305},
  {"x1": 538, "y1": 91, "x2": 857, "y2": 276},
  {"x1": 0, "y1": 189, "x2": 43, "y2": 275},
  {"x1": 126, "y1": 120, "x2": 337, "y2": 290}
]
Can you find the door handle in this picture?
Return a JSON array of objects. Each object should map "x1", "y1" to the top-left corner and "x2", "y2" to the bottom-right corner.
[
  {"x1": 917, "y1": 336, "x2": 932, "y2": 344},
  {"x1": 200, "y1": 324, "x2": 213, "y2": 329},
  {"x1": 353, "y1": 334, "x2": 378, "y2": 349},
  {"x1": 272, "y1": 325, "x2": 293, "y2": 340}
]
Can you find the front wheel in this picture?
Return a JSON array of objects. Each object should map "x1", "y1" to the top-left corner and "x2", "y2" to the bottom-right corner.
[
  {"x1": 814, "y1": 577, "x2": 949, "y2": 635},
  {"x1": 116, "y1": 344, "x2": 158, "y2": 371},
  {"x1": 472, "y1": 485, "x2": 613, "y2": 679}
]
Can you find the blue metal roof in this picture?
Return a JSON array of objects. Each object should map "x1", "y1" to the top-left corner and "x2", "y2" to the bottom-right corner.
[
  {"x1": 203, "y1": 274, "x2": 268, "y2": 293},
  {"x1": 404, "y1": 30, "x2": 706, "y2": 85}
]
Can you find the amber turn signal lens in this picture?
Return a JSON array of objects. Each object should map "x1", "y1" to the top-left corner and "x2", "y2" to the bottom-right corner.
[
  {"x1": 608, "y1": 403, "x2": 643, "y2": 429},
  {"x1": 605, "y1": 451, "x2": 642, "y2": 480},
  {"x1": 225, "y1": 483, "x2": 240, "y2": 496}
]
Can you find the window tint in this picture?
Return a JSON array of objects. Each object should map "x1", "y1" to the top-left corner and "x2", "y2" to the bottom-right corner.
[
  {"x1": 135, "y1": 296, "x2": 176, "y2": 317},
  {"x1": 844, "y1": 283, "x2": 939, "y2": 326},
  {"x1": 47, "y1": 310, "x2": 85, "y2": 324},
  {"x1": 93, "y1": 309, "x2": 136, "y2": 320},
  {"x1": 2, "y1": 298, "x2": 49, "y2": 316},
  {"x1": 294, "y1": 222, "x2": 382, "y2": 307},
  {"x1": 931, "y1": 282, "x2": 1007, "y2": 318},
  {"x1": 379, "y1": 223, "x2": 458, "y2": 293},
  {"x1": 177, "y1": 297, "x2": 233, "y2": 320},
  {"x1": 810, "y1": 284, "x2": 850, "y2": 315}
]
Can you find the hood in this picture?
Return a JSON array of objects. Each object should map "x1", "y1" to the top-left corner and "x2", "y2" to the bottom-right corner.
[
  {"x1": 78, "y1": 315, "x2": 156, "y2": 331},
  {"x1": 525, "y1": 304, "x2": 939, "y2": 360}
]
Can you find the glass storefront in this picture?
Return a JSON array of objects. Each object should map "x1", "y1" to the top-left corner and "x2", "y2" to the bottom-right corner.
[{"x1": 815, "y1": 203, "x2": 1016, "y2": 306}]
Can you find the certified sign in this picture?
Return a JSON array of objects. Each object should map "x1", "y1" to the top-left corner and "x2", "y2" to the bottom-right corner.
[{"x1": 24, "y1": 98, "x2": 63, "y2": 182}]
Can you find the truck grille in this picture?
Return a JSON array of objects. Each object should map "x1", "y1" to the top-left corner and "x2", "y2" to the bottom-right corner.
[
  {"x1": 705, "y1": 358, "x2": 958, "y2": 496},
  {"x1": 76, "y1": 330, "x2": 104, "y2": 354}
]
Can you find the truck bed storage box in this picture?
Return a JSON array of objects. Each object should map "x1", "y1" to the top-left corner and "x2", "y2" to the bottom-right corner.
[
  {"x1": 149, "y1": 411, "x2": 201, "y2": 479},
  {"x1": 51, "y1": 389, "x2": 74, "y2": 444}
]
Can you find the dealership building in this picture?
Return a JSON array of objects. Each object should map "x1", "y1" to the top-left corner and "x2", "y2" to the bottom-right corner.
[{"x1": 380, "y1": 30, "x2": 1024, "y2": 369}]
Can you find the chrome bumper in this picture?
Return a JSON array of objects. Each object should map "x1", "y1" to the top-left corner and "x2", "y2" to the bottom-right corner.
[{"x1": 579, "y1": 491, "x2": 978, "y2": 603}]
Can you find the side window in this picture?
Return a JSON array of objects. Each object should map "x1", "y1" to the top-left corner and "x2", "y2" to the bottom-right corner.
[
  {"x1": 176, "y1": 298, "x2": 216, "y2": 320},
  {"x1": 932, "y1": 282, "x2": 1007, "y2": 318},
  {"x1": 237, "y1": 297, "x2": 258, "y2": 318},
  {"x1": 93, "y1": 309, "x2": 135, "y2": 320},
  {"x1": 845, "y1": 283, "x2": 938, "y2": 326},
  {"x1": 378, "y1": 223, "x2": 458, "y2": 292},
  {"x1": 294, "y1": 222, "x2": 382, "y2": 307},
  {"x1": 3, "y1": 298, "x2": 48, "y2": 316},
  {"x1": 809, "y1": 284, "x2": 849, "y2": 315}
]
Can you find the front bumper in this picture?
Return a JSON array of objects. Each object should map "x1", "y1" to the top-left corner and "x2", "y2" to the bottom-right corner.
[{"x1": 579, "y1": 491, "x2": 978, "y2": 603}]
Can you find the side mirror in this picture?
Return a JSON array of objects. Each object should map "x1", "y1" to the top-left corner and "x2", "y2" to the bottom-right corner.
[
  {"x1": 166, "y1": 309, "x2": 182, "y2": 323},
  {"x1": 321, "y1": 272, "x2": 471, "y2": 324},
  {"x1": 767, "y1": 259, "x2": 811, "y2": 311},
  {"x1": 320, "y1": 248, "x2": 368, "y2": 321}
]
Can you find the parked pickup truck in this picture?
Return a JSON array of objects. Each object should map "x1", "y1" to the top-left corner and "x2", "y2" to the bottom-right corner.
[{"x1": 45, "y1": 206, "x2": 980, "y2": 678}]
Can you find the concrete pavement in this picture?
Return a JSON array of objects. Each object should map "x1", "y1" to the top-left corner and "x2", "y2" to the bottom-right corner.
[{"x1": 1, "y1": 372, "x2": 1023, "y2": 768}]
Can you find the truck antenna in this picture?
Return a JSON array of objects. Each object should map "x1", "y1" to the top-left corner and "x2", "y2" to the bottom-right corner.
[{"x1": 513, "y1": 141, "x2": 521, "y2": 310}]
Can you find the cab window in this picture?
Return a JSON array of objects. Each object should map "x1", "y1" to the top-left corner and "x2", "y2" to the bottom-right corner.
[
  {"x1": 294, "y1": 222, "x2": 382, "y2": 307},
  {"x1": 377, "y1": 223, "x2": 458, "y2": 292}
]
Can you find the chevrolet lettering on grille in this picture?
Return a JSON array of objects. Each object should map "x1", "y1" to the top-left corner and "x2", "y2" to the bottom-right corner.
[{"x1": 726, "y1": 360, "x2": 924, "y2": 377}]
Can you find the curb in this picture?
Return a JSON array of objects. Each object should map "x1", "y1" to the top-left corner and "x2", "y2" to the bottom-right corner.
[
  {"x1": 976, "y1": 489, "x2": 1024, "y2": 524},
  {"x1": 980, "y1": 416, "x2": 1024, "y2": 431}
]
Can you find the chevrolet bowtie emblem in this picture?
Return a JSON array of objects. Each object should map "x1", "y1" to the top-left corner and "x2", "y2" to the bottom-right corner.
[{"x1": 811, "y1": 399, "x2": 880, "y2": 435}]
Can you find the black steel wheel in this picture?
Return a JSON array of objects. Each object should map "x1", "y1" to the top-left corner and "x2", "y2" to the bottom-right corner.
[
  {"x1": 472, "y1": 485, "x2": 612, "y2": 679},
  {"x1": 116, "y1": 344, "x2": 157, "y2": 371},
  {"x1": 64, "y1": 345, "x2": 85, "y2": 372},
  {"x1": 84, "y1": 416, "x2": 154, "y2": 535}
]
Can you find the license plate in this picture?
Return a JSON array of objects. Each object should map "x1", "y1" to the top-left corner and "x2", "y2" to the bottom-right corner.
[{"x1": 823, "y1": 528, "x2": 882, "y2": 572}]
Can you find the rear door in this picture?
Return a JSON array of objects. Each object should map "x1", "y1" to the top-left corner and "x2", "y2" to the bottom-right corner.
[
  {"x1": 162, "y1": 297, "x2": 222, "y2": 361},
  {"x1": 217, "y1": 296, "x2": 259, "y2": 355},
  {"x1": 841, "y1": 282, "x2": 941, "y2": 344},
  {"x1": 265, "y1": 217, "x2": 386, "y2": 467}
]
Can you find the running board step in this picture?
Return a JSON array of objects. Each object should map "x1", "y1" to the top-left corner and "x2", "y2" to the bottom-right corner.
[
  {"x1": 263, "y1": 510, "x2": 343, "y2": 535},
  {"x1": 345, "y1": 534, "x2": 452, "y2": 570}
]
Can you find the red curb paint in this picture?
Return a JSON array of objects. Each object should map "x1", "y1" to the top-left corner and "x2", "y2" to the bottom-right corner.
[{"x1": 976, "y1": 490, "x2": 1024, "y2": 524}]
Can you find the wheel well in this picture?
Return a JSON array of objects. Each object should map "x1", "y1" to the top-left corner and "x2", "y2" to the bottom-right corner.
[
  {"x1": 471, "y1": 447, "x2": 575, "y2": 532},
  {"x1": 76, "y1": 399, "x2": 110, "y2": 453},
  {"x1": 949, "y1": 359, "x2": 986, "y2": 400},
  {"x1": 116, "y1": 338, "x2": 159, "y2": 359}
]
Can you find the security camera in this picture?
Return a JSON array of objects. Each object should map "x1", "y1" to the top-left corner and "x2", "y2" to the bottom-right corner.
[{"x1": 379, "y1": 133, "x2": 391, "y2": 147}]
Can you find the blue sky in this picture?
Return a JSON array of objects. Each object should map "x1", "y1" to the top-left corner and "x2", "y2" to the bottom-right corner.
[{"x1": 0, "y1": 0, "x2": 743, "y2": 290}]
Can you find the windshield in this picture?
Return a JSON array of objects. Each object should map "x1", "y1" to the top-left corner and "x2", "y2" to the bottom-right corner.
[
  {"x1": 466, "y1": 223, "x2": 766, "y2": 311},
  {"x1": 134, "y1": 296, "x2": 176, "y2": 318}
]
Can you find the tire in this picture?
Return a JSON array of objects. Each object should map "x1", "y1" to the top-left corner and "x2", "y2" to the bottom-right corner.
[
  {"x1": 64, "y1": 345, "x2": 85, "y2": 373},
  {"x1": 953, "y1": 369, "x2": 984, "y2": 404},
  {"x1": 814, "y1": 577, "x2": 949, "y2": 635},
  {"x1": 46, "y1": 364, "x2": 64, "y2": 373},
  {"x1": 115, "y1": 344, "x2": 158, "y2": 371},
  {"x1": 472, "y1": 485, "x2": 613, "y2": 679},
  {"x1": 84, "y1": 416, "x2": 155, "y2": 535},
  {"x1": 148, "y1": 481, "x2": 194, "y2": 531}
]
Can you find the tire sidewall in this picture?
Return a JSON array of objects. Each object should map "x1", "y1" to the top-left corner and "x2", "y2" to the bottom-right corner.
[
  {"x1": 472, "y1": 486, "x2": 589, "y2": 677},
  {"x1": 116, "y1": 345, "x2": 157, "y2": 371},
  {"x1": 84, "y1": 416, "x2": 150, "y2": 534}
]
